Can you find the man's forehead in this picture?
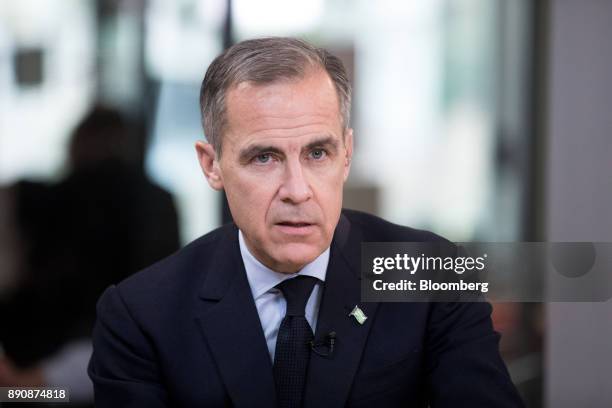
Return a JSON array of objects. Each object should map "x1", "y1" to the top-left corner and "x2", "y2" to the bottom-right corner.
[
  {"x1": 230, "y1": 67, "x2": 334, "y2": 95},
  {"x1": 218, "y1": 68, "x2": 344, "y2": 156},
  {"x1": 227, "y1": 70, "x2": 338, "y2": 113}
]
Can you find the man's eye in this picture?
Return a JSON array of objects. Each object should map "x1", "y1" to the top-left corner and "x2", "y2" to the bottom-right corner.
[
  {"x1": 310, "y1": 149, "x2": 327, "y2": 160},
  {"x1": 254, "y1": 153, "x2": 272, "y2": 163}
]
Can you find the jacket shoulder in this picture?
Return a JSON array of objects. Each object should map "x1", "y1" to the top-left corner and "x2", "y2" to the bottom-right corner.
[
  {"x1": 111, "y1": 223, "x2": 235, "y2": 302},
  {"x1": 341, "y1": 209, "x2": 449, "y2": 243}
]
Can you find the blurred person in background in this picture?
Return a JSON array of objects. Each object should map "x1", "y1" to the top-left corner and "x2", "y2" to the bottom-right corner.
[{"x1": 0, "y1": 106, "x2": 180, "y2": 405}]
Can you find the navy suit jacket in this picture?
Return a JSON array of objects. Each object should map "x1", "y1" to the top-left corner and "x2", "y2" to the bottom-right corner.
[{"x1": 88, "y1": 209, "x2": 524, "y2": 407}]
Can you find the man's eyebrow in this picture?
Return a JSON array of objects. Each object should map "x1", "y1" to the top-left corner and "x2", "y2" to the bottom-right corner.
[
  {"x1": 238, "y1": 136, "x2": 340, "y2": 163},
  {"x1": 303, "y1": 136, "x2": 339, "y2": 152},
  {"x1": 238, "y1": 145, "x2": 284, "y2": 163}
]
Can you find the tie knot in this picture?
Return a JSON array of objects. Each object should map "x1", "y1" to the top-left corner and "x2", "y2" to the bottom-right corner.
[{"x1": 276, "y1": 275, "x2": 319, "y2": 317}]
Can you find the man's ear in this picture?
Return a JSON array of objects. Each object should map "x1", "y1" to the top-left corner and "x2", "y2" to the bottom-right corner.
[
  {"x1": 343, "y1": 128, "x2": 354, "y2": 182},
  {"x1": 195, "y1": 141, "x2": 224, "y2": 191}
]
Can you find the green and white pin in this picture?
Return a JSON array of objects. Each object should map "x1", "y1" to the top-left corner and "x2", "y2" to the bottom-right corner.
[{"x1": 349, "y1": 305, "x2": 367, "y2": 325}]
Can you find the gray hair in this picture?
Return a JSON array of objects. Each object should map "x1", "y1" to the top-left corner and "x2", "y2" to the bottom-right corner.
[{"x1": 199, "y1": 37, "x2": 352, "y2": 155}]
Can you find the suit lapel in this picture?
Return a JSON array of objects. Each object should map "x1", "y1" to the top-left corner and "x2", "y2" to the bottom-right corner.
[
  {"x1": 194, "y1": 226, "x2": 277, "y2": 408},
  {"x1": 303, "y1": 214, "x2": 380, "y2": 408}
]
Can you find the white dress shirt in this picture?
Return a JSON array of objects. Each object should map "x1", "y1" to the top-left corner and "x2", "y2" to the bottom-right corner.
[{"x1": 238, "y1": 230, "x2": 329, "y2": 362}]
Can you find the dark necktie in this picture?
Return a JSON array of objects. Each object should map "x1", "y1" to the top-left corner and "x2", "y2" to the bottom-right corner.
[{"x1": 273, "y1": 275, "x2": 319, "y2": 408}]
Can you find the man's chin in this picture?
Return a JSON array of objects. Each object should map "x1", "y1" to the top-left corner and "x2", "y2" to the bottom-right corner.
[{"x1": 270, "y1": 244, "x2": 325, "y2": 274}]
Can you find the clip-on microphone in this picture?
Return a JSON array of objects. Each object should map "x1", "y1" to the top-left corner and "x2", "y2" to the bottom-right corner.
[{"x1": 310, "y1": 331, "x2": 336, "y2": 357}]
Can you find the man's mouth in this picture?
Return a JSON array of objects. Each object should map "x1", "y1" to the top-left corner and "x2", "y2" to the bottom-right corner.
[
  {"x1": 277, "y1": 221, "x2": 313, "y2": 227},
  {"x1": 274, "y1": 221, "x2": 316, "y2": 235}
]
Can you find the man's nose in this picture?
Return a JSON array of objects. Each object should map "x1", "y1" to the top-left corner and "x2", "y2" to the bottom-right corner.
[{"x1": 278, "y1": 159, "x2": 313, "y2": 204}]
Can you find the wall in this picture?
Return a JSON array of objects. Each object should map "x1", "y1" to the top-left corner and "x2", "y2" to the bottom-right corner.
[{"x1": 545, "y1": 0, "x2": 612, "y2": 406}]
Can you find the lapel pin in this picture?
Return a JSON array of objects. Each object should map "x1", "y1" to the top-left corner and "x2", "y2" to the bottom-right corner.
[{"x1": 349, "y1": 305, "x2": 367, "y2": 325}]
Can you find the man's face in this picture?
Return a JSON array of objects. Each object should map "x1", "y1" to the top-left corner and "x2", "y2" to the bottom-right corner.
[{"x1": 196, "y1": 69, "x2": 353, "y2": 273}]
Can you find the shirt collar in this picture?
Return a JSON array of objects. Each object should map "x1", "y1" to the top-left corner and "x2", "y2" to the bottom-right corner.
[{"x1": 238, "y1": 229, "x2": 329, "y2": 300}]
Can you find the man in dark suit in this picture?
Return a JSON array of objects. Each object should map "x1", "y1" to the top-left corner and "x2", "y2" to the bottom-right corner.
[{"x1": 88, "y1": 37, "x2": 524, "y2": 407}]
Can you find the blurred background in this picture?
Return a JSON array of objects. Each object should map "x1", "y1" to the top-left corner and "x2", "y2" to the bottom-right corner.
[{"x1": 0, "y1": 0, "x2": 610, "y2": 407}]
